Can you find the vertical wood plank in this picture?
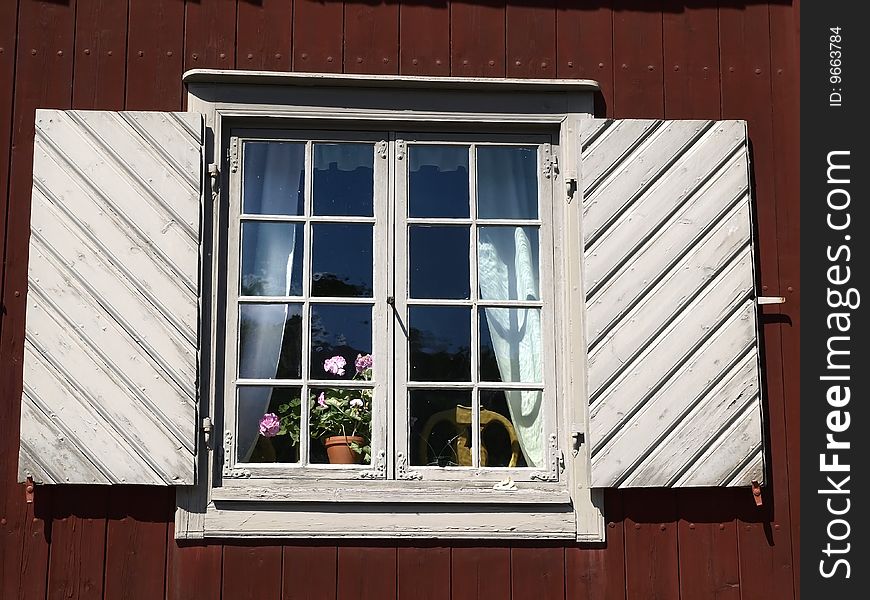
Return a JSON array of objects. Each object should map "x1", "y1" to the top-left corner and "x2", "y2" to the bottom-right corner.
[
  {"x1": 623, "y1": 489, "x2": 679, "y2": 600},
  {"x1": 450, "y1": 1, "x2": 505, "y2": 77},
  {"x1": 399, "y1": 2, "x2": 450, "y2": 76},
  {"x1": 556, "y1": 1, "x2": 614, "y2": 115},
  {"x1": 126, "y1": 0, "x2": 185, "y2": 111},
  {"x1": 768, "y1": 3, "x2": 801, "y2": 596},
  {"x1": 511, "y1": 545, "x2": 565, "y2": 600},
  {"x1": 506, "y1": 2, "x2": 556, "y2": 78},
  {"x1": 46, "y1": 489, "x2": 108, "y2": 600},
  {"x1": 397, "y1": 545, "x2": 450, "y2": 600},
  {"x1": 662, "y1": 2, "x2": 720, "y2": 119},
  {"x1": 223, "y1": 543, "x2": 283, "y2": 600},
  {"x1": 166, "y1": 539, "x2": 223, "y2": 600},
  {"x1": 566, "y1": 489, "x2": 627, "y2": 600},
  {"x1": 451, "y1": 547, "x2": 510, "y2": 600},
  {"x1": 103, "y1": 488, "x2": 172, "y2": 600},
  {"x1": 337, "y1": 546, "x2": 396, "y2": 600},
  {"x1": 720, "y1": 5, "x2": 795, "y2": 599},
  {"x1": 611, "y1": 2, "x2": 664, "y2": 118},
  {"x1": 1, "y1": 1, "x2": 76, "y2": 596},
  {"x1": 184, "y1": 0, "x2": 237, "y2": 71},
  {"x1": 283, "y1": 545, "x2": 338, "y2": 600},
  {"x1": 293, "y1": 0, "x2": 343, "y2": 73},
  {"x1": 237, "y1": 0, "x2": 293, "y2": 71},
  {"x1": 344, "y1": 2, "x2": 399, "y2": 75},
  {"x1": 676, "y1": 489, "x2": 740, "y2": 600},
  {"x1": 73, "y1": 0, "x2": 128, "y2": 110}
]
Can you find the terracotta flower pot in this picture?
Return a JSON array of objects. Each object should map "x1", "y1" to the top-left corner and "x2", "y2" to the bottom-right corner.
[{"x1": 323, "y1": 435, "x2": 365, "y2": 465}]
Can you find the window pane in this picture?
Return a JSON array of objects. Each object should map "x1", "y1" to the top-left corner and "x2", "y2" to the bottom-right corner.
[
  {"x1": 409, "y1": 145, "x2": 470, "y2": 218},
  {"x1": 480, "y1": 389, "x2": 541, "y2": 467},
  {"x1": 409, "y1": 306, "x2": 471, "y2": 382},
  {"x1": 479, "y1": 308, "x2": 542, "y2": 383},
  {"x1": 309, "y1": 387, "x2": 373, "y2": 465},
  {"x1": 408, "y1": 389, "x2": 473, "y2": 466},
  {"x1": 312, "y1": 223, "x2": 373, "y2": 297},
  {"x1": 310, "y1": 304, "x2": 373, "y2": 380},
  {"x1": 237, "y1": 386, "x2": 302, "y2": 464},
  {"x1": 313, "y1": 143, "x2": 374, "y2": 216},
  {"x1": 409, "y1": 226, "x2": 470, "y2": 299},
  {"x1": 241, "y1": 222, "x2": 304, "y2": 296},
  {"x1": 242, "y1": 142, "x2": 305, "y2": 216},
  {"x1": 478, "y1": 226, "x2": 540, "y2": 301},
  {"x1": 238, "y1": 304, "x2": 303, "y2": 379},
  {"x1": 477, "y1": 146, "x2": 538, "y2": 219}
]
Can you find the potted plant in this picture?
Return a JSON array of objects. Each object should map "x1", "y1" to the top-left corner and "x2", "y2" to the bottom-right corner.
[
  {"x1": 309, "y1": 353, "x2": 373, "y2": 464},
  {"x1": 255, "y1": 395, "x2": 301, "y2": 463}
]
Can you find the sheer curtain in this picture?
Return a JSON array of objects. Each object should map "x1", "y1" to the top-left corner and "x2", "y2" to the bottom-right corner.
[
  {"x1": 477, "y1": 152, "x2": 544, "y2": 467},
  {"x1": 237, "y1": 144, "x2": 299, "y2": 461}
]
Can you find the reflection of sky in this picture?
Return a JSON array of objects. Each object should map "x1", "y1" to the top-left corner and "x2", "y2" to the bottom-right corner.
[
  {"x1": 312, "y1": 223, "x2": 374, "y2": 297},
  {"x1": 242, "y1": 142, "x2": 305, "y2": 216},
  {"x1": 240, "y1": 222, "x2": 304, "y2": 296},
  {"x1": 409, "y1": 226, "x2": 470, "y2": 299},
  {"x1": 313, "y1": 143, "x2": 374, "y2": 216},
  {"x1": 477, "y1": 146, "x2": 538, "y2": 219},
  {"x1": 409, "y1": 145, "x2": 470, "y2": 218}
]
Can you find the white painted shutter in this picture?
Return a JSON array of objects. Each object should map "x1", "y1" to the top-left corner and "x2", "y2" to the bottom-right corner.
[
  {"x1": 19, "y1": 110, "x2": 203, "y2": 485},
  {"x1": 581, "y1": 119, "x2": 764, "y2": 488}
]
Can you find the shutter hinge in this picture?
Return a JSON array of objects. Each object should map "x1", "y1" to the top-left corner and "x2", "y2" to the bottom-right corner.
[
  {"x1": 566, "y1": 178, "x2": 578, "y2": 202},
  {"x1": 229, "y1": 138, "x2": 239, "y2": 172},
  {"x1": 202, "y1": 416, "x2": 213, "y2": 447},
  {"x1": 375, "y1": 140, "x2": 388, "y2": 159},
  {"x1": 396, "y1": 139, "x2": 406, "y2": 161},
  {"x1": 571, "y1": 431, "x2": 585, "y2": 457},
  {"x1": 208, "y1": 164, "x2": 220, "y2": 200}
]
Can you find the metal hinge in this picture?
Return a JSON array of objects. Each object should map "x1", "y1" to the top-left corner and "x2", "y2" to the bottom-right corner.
[
  {"x1": 229, "y1": 138, "x2": 240, "y2": 172},
  {"x1": 202, "y1": 417, "x2": 213, "y2": 447},
  {"x1": 571, "y1": 431, "x2": 585, "y2": 457},
  {"x1": 396, "y1": 139, "x2": 407, "y2": 161},
  {"x1": 208, "y1": 164, "x2": 220, "y2": 200},
  {"x1": 566, "y1": 178, "x2": 578, "y2": 202},
  {"x1": 542, "y1": 144, "x2": 559, "y2": 179},
  {"x1": 375, "y1": 140, "x2": 388, "y2": 159}
]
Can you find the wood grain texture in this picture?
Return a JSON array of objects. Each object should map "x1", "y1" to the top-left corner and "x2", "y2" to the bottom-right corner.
[
  {"x1": 283, "y1": 545, "x2": 338, "y2": 600},
  {"x1": 344, "y1": 2, "x2": 399, "y2": 75},
  {"x1": 399, "y1": 3, "x2": 450, "y2": 76},
  {"x1": 556, "y1": 1, "x2": 613, "y2": 115},
  {"x1": 223, "y1": 543, "x2": 283, "y2": 600},
  {"x1": 623, "y1": 489, "x2": 679, "y2": 600},
  {"x1": 125, "y1": 0, "x2": 185, "y2": 111},
  {"x1": 451, "y1": 547, "x2": 510, "y2": 600},
  {"x1": 184, "y1": 0, "x2": 237, "y2": 71},
  {"x1": 167, "y1": 538, "x2": 222, "y2": 600},
  {"x1": 662, "y1": 3, "x2": 720, "y2": 119},
  {"x1": 566, "y1": 489, "x2": 627, "y2": 600},
  {"x1": 506, "y1": 2, "x2": 556, "y2": 79},
  {"x1": 293, "y1": 0, "x2": 343, "y2": 73},
  {"x1": 337, "y1": 546, "x2": 396, "y2": 600},
  {"x1": 46, "y1": 488, "x2": 108, "y2": 600},
  {"x1": 511, "y1": 545, "x2": 565, "y2": 599},
  {"x1": 397, "y1": 545, "x2": 450, "y2": 600},
  {"x1": 237, "y1": 0, "x2": 293, "y2": 71},
  {"x1": 450, "y1": 1, "x2": 505, "y2": 77},
  {"x1": 73, "y1": 0, "x2": 127, "y2": 111},
  {"x1": 612, "y1": 2, "x2": 664, "y2": 118}
]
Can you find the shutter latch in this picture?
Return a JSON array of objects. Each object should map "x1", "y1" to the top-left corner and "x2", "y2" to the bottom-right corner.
[
  {"x1": 571, "y1": 431, "x2": 585, "y2": 457},
  {"x1": 757, "y1": 296, "x2": 786, "y2": 305},
  {"x1": 202, "y1": 417, "x2": 213, "y2": 447}
]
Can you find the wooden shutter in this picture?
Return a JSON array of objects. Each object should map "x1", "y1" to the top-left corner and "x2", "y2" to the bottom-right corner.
[
  {"x1": 580, "y1": 119, "x2": 764, "y2": 488},
  {"x1": 19, "y1": 110, "x2": 203, "y2": 485}
]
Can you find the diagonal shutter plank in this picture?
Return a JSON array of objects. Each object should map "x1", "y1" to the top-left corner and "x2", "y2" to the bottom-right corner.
[
  {"x1": 581, "y1": 118, "x2": 764, "y2": 488},
  {"x1": 19, "y1": 110, "x2": 202, "y2": 485}
]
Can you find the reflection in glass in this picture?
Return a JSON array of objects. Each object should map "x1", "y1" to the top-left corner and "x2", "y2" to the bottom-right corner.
[
  {"x1": 313, "y1": 143, "x2": 374, "y2": 216},
  {"x1": 479, "y1": 307, "x2": 542, "y2": 383},
  {"x1": 242, "y1": 142, "x2": 305, "y2": 216},
  {"x1": 238, "y1": 304, "x2": 303, "y2": 380},
  {"x1": 409, "y1": 226, "x2": 470, "y2": 299},
  {"x1": 409, "y1": 145, "x2": 470, "y2": 218},
  {"x1": 480, "y1": 390, "x2": 539, "y2": 467},
  {"x1": 409, "y1": 306, "x2": 471, "y2": 381},
  {"x1": 408, "y1": 389, "x2": 473, "y2": 466},
  {"x1": 310, "y1": 304, "x2": 373, "y2": 380},
  {"x1": 237, "y1": 386, "x2": 301, "y2": 464},
  {"x1": 241, "y1": 222, "x2": 304, "y2": 296},
  {"x1": 478, "y1": 227, "x2": 540, "y2": 301},
  {"x1": 308, "y1": 387, "x2": 373, "y2": 465},
  {"x1": 477, "y1": 146, "x2": 538, "y2": 219},
  {"x1": 312, "y1": 223, "x2": 373, "y2": 297}
]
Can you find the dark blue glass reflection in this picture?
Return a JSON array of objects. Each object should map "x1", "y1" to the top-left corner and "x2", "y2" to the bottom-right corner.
[
  {"x1": 409, "y1": 226, "x2": 470, "y2": 299},
  {"x1": 313, "y1": 143, "x2": 374, "y2": 216},
  {"x1": 242, "y1": 142, "x2": 305, "y2": 216},
  {"x1": 312, "y1": 224, "x2": 373, "y2": 297},
  {"x1": 477, "y1": 146, "x2": 538, "y2": 219},
  {"x1": 409, "y1": 306, "x2": 471, "y2": 382},
  {"x1": 310, "y1": 304, "x2": 373, "y2": 380},
  {"x1": 409, "y1": 145, "x2": 470, "y2": 218}
]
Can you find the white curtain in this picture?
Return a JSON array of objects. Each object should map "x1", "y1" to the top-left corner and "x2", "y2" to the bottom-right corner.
[
  {"x1": 476, "y1": 150, "x2": 543, "y2": 467},
  {"x1": 237, "y1": 143, "x2": 299, "y2": 461}
]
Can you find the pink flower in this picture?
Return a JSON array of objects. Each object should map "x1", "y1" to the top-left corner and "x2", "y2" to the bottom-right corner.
[
  {"x1": 258, "y1": 413, "x2": 280, "y2": 437},
  {"x1": 350, "y1": 398, "x2": 364, "y2": 409},
  {"x1": 355, "y1": 353, "x2": 373, "y2": 374},
  {"x1": 317, "y1": 392, "x2": 327, "y2": 408},
  {"x1": 323, "y1": 355, "x2": 346, "y2": 376}
]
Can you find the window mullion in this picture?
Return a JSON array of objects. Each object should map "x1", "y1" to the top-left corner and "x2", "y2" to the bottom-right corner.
[
  {"x1": 300, "y1": 139, "x2": 314, "y2": 467},
  {"x1": 469, "y1": 143, "x2": 481, "y2": 469}
]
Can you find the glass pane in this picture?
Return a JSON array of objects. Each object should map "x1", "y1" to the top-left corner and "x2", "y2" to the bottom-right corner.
[
  {"x1": 310, "y1": 304, "x2": 373, "y2": 380},
  {"x1": 477, "y1": 146, "x2": 538, "y2": 219},
  {"x1": 409, "y1": 145, "x2": 470, "y2": 218},
  {"x1": 480, "y1": 389, "x2": 542, "y2": 467},
  {"x1": 312, "y1": 223, "x2": 373, "y2": 297},
  {"x1": 409, "y1": 306, "x2": 471, "y2": 382},
  {"x1": 308, "y1": 387, "x2": 373, "y2": 465},
  {"x1": 408, "y1": 389, "x2": 473, "y2": 467},
  {"x1": 313, "y1": 143, "x2": 374, "y2": 216},
  {"x1": 479, "y1": 308, "x2": 542, "y2": 383},
  {"x1": 237, "y1": 386, "x2": 302, "y2": 464},
  {"x1": 242, "y1": 142, "x2": 305, "y2": 216},
  {"x1": 409, "y1": 226, "x2": 470, "y2": 299},
  {"x1": 238, "y1": 304, "x2": 303, "y2": 379},
  {"x1": 478, "y1": 227, "x2": 540, "y2": 301},
  {"x1": 240, "y1": 222, "x2": 304, "y2": 296}
]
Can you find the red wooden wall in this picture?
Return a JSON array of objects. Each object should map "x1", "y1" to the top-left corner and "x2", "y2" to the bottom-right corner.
[{"x1": 0, "y1": 1, "x2": 800, "y2": 598}]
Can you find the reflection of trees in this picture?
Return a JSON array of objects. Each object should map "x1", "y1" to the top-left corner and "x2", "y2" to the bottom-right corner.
[
  {"x1": 309, "y1": 307, "x2": 371, "y2": 379},
  {"x1": 311, "y1": 273, "x2": 372, "y2": 298},
  {"x1": 408, "y1": 326, "x2": 471, "y2": 381}
]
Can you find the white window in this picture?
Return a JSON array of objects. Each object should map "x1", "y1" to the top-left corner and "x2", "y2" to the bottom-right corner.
[{"x1": 19, "y1": 72, "x2": 766, "y2": 542}]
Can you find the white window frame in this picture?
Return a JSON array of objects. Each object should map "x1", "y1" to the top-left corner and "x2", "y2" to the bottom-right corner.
[{"x1": 177, "y1": 70, "x2": 605, "y2": 541}]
